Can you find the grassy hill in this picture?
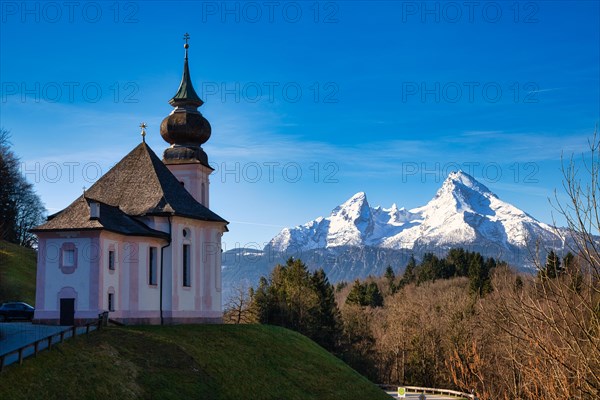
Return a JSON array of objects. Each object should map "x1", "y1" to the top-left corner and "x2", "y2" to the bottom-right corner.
[
  {"x1": 0, "y1": 240, "x2": 36, "y2": 305},
  {"x1": 0, "y1": 324, "x2": 390, "y2": 400}
]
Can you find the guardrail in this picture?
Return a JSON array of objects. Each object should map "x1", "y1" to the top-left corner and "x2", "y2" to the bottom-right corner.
[
  {"x1": 378, "y1": 384, "x2": 476, "y2": 399},
  {"x1": 0, "y1": 313, "x2": 108, "y2": 373}
]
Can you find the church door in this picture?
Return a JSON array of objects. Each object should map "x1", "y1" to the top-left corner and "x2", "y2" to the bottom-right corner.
[{"x1": 59, "y1": 298, "x2": 75, "y2": 326}]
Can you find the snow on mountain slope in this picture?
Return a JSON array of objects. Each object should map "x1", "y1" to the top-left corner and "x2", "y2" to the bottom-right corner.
[{"x1": 268, "y1": 171, "x2": 564, "y2": 255}]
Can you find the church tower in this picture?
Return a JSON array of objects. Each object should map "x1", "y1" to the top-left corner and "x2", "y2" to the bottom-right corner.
[
  {"x1": 160, "y1": 34, "x2": 212, "y2": 207},
  {"x1": 31, "y1": 34, "x2": 226, "y2": 326}
]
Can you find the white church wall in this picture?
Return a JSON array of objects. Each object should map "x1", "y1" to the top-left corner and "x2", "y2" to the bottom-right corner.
[
  {"x1": 98, "y1": 233, "x2": 167, "y2": 323},
  {"x1": 33, "y1": 232, "x2": 102, "y2": 323},
  {"x1": 100, "y1": 234, "x2": 120, "y2": 316},
  {"x1": 166, "y1": 217, "x2": 224, "y2": 320},
  {"x1": 165, "y1": 164, "x2": 212, "y2": 207}
]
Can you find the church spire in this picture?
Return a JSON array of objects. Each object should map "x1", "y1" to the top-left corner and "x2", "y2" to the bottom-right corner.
[
  {"x1": 160, "y1": 33, "x2": 212, "y2": 168},
  {"x1": 169, "y1": 33, "x2": 203, "y2": 108}
]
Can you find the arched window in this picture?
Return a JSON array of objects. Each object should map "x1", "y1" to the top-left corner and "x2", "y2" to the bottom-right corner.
[
  {"x1": 182, "y1": 243, "x2": 191, "y2": 287},
  {"x1": 59, "y1": 242, "x2": 78, "y2": 274},
  {"x1": 182, "y1": 228, "x2": 191, "y2": 287},
  {"x1": 107, "y1": 287, "x2": 116, "y2": 312}
]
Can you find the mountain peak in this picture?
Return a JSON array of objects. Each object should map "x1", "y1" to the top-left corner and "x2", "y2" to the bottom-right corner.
[
  {"x1": 331, "y1": 192, "x2": 370, "y2": 218},
  {"x1": 349, "y1": 191, "x2": 367, "y2": 201},
  {"x1": 443, "y1": 170, "x2": 494, "y2": 196},
  {"x1": 266, "y1": 169, "x2": 563, "y2": 262}
]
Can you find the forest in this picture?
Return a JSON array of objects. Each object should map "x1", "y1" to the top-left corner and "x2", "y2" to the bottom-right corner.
[{"x1": 225, "y1": 246, "x2": 598, "y2": 399}]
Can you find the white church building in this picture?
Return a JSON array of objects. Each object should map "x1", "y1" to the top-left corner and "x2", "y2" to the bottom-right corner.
[{"x1": 32, "y1": 37, "x2": 228, "y2": 325}]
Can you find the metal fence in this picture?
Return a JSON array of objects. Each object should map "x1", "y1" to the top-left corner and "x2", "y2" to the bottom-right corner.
[{"x1": 0, "y1": 313, "x2": 107, "y2": 372}]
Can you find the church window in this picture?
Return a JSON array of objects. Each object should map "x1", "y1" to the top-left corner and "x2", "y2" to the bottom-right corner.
[
  {"x1": 59, "y1": 242, "x2": 78, "y2": 274},
  {"x1": 108, "y1": 292, "x2": 115, "y2": 312},
  {"x1": 108, "y1": 250, "x2": 115, "y2": 270},
  {"x1": 63, "y1": 249, "x2": 75, "y2": 266},
  {"x1": 183, "y1": 244, "x2": 191, "y2": 287},
  {"x1": 149, "y1": 247, "x2": 157, "y2": 285}
]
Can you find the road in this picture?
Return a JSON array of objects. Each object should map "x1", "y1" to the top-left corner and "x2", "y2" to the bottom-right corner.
[
  {"x1": 386, "y1": 391, "x2": 469, "y2": 399},
  {"x1": 0, "y1": 322, "x2": 96, "y2": 368}
]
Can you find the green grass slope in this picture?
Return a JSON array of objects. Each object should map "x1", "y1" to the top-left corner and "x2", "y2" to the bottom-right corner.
[
  {"x1": 0, "y1": 240, "x2": 36, "y2": 305},
  {"x1": 0, "y1": 324, "x2": 390, "y2": 400}
]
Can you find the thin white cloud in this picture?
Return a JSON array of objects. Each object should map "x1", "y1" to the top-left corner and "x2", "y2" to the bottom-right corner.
[{"x1": 229, "y1": 220, "x2": 287, "y2": 228}]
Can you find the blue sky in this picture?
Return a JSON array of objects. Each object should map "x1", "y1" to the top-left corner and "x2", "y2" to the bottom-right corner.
[{"x1": 1, "y1": 1, "x2": 599, "y2": 250}]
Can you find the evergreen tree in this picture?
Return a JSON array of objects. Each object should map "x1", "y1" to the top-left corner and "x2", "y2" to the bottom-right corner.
[
  {"x1": 311, "y1": 269, "x2": 342, "y2": 350},
  {"x1": 384, "y1": 265, "x2": 396, "y2": 293},
  {"x1": 400, "y1": 255, "x2": 417, "y2": 286},
  {"x1": 562, "y1": 252, "x2": 583, "y2": 292},
  {"x1": 417, "y1": 253, "x2": 438, "y2": 284},
  {"x1": 251, "y1": 276, "x2": 270, "y2": 323},
  {"x1": 345, "y1": 280, "x2": 383, "y2": 308},
  {"x1": 447, "y1": 248, "x2": 468, "y2": 276},
  {"x1": 249, "y1": 258, "x2": 343, "y2": 351},
  {"x1": 515, "y1": 275, "x2": 524, "y2": 292},
  {"x1": 335, "y1": 281, "x2": 348, "y2": 292},
  {"x1": 468, "y1": 252, "x2": 486, "y2": 296},
  {"x1": 481, "y1": 257, "x2": 495, "y2": 294},
  {"x1": 540, "y1": 250, "x2": 563, "y2": 279},
  {"x1": 562, "y1": 252, "x2": 575, "y2": 271},
  {"x1": 364, "y1": 282, "x2": 384, "y2": 307},
  {"x1": 346, "y1": 280, "x2": 366, "y2": 306}
]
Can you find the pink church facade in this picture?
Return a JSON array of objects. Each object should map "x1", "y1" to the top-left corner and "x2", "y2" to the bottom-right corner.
[{"x1": 32, "y1": 38, "x2": 228, "y2": 325}]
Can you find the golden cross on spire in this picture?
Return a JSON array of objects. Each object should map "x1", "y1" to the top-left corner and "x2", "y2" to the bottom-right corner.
[
  {"x1": 140, "y1": 122, "x2": 147, "y2": 142},
  {"x1": 183, "y1": 32, "x2": 190, "y2": 58}
]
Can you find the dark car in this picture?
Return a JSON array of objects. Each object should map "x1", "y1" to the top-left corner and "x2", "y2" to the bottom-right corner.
[{"x1": 0, "y1": 302, "x2": 35, "y2": 322}]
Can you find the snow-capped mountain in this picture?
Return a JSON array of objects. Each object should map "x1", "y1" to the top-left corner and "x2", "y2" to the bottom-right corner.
[
  {"x1": 267, "y1": 171, "x2": 564, "y2": 258},
  {"x1": 222, "y1": 171, "x2": 566, "y2": 302}
]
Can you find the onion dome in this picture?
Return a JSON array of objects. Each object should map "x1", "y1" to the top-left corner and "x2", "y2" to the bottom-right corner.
[{"x1": 161, "y1": 33, "x2": 212, "y2": 167}]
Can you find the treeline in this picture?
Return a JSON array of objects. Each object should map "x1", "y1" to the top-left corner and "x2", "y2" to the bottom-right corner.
[
  {"x1": 224, "y1": 250, "x2": 503, "y2": 379},
  {"x1": 225, "y1": 247, "x2": 599, "y2": 399},
  {"x1": 341, "y1": 248, "x2": 500, "y2": 308},
  {"x1": 0, "y1": 129, "x2": 45, "y2": 248},
  {"x1": 387, "y1": 248, "x2": 499, "y2": 295}
]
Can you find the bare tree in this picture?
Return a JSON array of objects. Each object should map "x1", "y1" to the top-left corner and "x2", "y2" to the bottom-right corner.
[
  {"x1": 13, "y1": 175, "x2": 45, "y2": 247},
  {"x1": 0, "y1": 129, "x2": 18, "y2": 243},
  {"x1": 0, "y1": 128, "x2": 45, "y2": 247},
  {"x1": 448, "y1": 131, "x2": 600, "y2": 400},
  {"x1": 223, "y1": 282, "x2": 255, "y2": 324}
]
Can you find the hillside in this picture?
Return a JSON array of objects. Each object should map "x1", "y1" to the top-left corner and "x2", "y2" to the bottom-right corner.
[
  {"x1": 0, "y1": 240, "x2": 36, "y2": 305},
  {"x1": 0, "y1": 324, "x2": 390, "y2": 400}
]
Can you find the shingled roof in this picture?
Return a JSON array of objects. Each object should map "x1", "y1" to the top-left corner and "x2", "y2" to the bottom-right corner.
[
  {"x1": 34, "y1": 142, "x2": 227, "y2": 234},
  {"x1": 33, "y1": 197, "x2": 169, "y2": 238}
]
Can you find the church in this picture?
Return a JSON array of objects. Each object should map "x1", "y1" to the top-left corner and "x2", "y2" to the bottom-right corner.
[{"x1": 31, "y1": 36, "x2": 228, "y2": 325}]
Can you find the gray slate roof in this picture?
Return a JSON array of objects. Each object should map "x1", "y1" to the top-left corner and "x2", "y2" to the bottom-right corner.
[{"x1": 33, "y1": 142, "x2": 227, "y2": 235}]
